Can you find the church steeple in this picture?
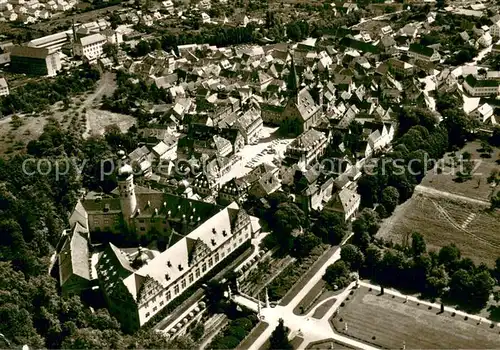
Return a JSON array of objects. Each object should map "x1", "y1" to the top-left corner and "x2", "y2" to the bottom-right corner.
[{"x1": 287, "y1": 53, "x2": 299, "y2": 101}]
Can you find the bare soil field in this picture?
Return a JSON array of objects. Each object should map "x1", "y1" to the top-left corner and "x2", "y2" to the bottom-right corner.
[
  {"x1": 331, "y1": 287, "x2": 500, "y2": 349},
  {"x1": 85, "y1": 108, "x2": 136, "y2": 138},
  {"x1": 420, "y1": 141, "x2": 500, "y2": 202},
  {"x1": 377, "y1": 194, "x2": 500, "y2": 266}
]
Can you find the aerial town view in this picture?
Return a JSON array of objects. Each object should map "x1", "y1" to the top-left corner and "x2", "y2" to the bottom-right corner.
[{"x1": 0, "y1": 0, "x2": 500, "y2": 348}]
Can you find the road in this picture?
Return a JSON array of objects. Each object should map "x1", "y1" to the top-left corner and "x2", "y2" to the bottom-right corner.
[
  {"x1": 243, "y1": 274, "x2": 499, "y2": 350},
  {"x1": 246, "y1": 234, "x2": 371, "y2": 350},
  {"x1": 414, "y1": 185, "x2": 491, "y2": 207},
  {"x1": 81, "y1": 71, "x2": 116, "y2": 139}
]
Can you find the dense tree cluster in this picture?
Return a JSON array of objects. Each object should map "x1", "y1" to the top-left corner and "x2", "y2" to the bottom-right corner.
[
  {"x1": 0, "y1": 65, "x2": 100, "y2": 116},
  {"x1": 323, "y1": 260, "x2": 352, "y2": 289},
  {"x1": 357, "y1": 106, "x2": 454, "y2": 209}
]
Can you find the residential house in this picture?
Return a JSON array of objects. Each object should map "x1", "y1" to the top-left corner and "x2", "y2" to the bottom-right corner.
[
  {"x1": 323, "y1": 186, "x2": 361, "y2": 222},
  {"x1": 363, "y1": 121, "x2": 395, "y2": 154},
  {"x1": 0, "y1": 77, "x2": 9, "y2": 96},
  {"x1": 408, "y1": 43, "x2": 440, "y2": 62},
  {"x1": 178, "y1": 124, "x2": 244, "y2": 159},
  {"x1": 388, "y1": 58, "x2": 413, "y2": 77},
  {"x1": 129, "y1": 145, "x2": 153, "y2": 178},
  {"x1": 162, "y1": 0, "x2": 174, "y2": 14},
  {"x1": 73, "y1": 33, "x2": 107, "y2": 62},
  {"x1": 478, "y1": 32, "x2": 492, "y2": 47},
  {"x1": 152, "y1": 138, "x2": 178, "y2": 160},
  {"x1": 218, "y1": 178, "x2": 247, "y2": 205},
  {"x1": 471, "y1": 103, "x2": 496, "y2": 124},
  {"x1": 293, "y1": 165, "x2": 335, "y2": 213},
  {"x1": 490, "y1": 20, "x2": 500, "y2": 37},
  {"x1": 284, "y1": 129, "x2": 328, "y2": 169},
  {"x1": 233, "y1": 108, "x2": 263, "y2": 145},
  {"x1": 4, "y1": 10, "x2": 17, "y2": 21},
  {"x1": 378, "y1": 35, "x2": 397, "y2": 54},
  {"x1": 463, "y1": 75, "x2": 500, "y2": 97},
  {"x1": 486, "y1": 71, "x2": 500, "y2": 80}
]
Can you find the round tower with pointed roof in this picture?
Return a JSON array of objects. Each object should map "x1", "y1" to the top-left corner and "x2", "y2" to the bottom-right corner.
[{"x1": 117, "y1": 152, "x2": 137, "y2": 221}]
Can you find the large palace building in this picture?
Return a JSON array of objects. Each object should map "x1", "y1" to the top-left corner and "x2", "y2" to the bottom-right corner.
[{"x1": 58, "y1": 162, "x2": 258, "y2": 332}]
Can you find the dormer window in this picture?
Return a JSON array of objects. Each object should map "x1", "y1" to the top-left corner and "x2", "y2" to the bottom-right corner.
[
  {"x1": 222, "y1": 230, "x2": 227, "y2": 237},
  {"x1": 167, "y1": 261, "x2": 172, "y2": 267},
  {"x1": 178, "y1": 264, "x2": 184, "y2": 271},
  {"x1": 165, "y1": 274, "x2": 170, "y2": 281},
  {"x1": 211, "y1": 238, "x2": 216, "y2": 246},
  {"x1": 212, "y1": 228, "x2": 216, "y2": 234}
]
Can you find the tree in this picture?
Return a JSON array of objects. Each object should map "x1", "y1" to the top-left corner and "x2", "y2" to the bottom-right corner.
[
  {"x1": 312, "y1": 211, "x2": 347, "y2": 244},
  {"x1": 438, "y1": 244, "x2": 461, "y2": 269},
  {"x1": 272, "y1": 202, "x2": 306, "y2": 234},
  {"x1": 357, "y1": 174, "x2": 380, "y2": 208},
  {"x1": 204, "y1": 280, "x2": 226, "y2": 313},
  {"x1": 150, "y1": 39, "x2": 161, "y2": 51},
  {"x1": 381, "y1": 186, "x2": 400, "y2": 214},
  {"x1": 102, "y1": 43, "x2": 118, "y2": 63},
  {"x1": 323, "y1": 260, "x2": 351, "y2": 289},
  {"x1": 375, "y1": 203, "x2": 388, "y2": 219},
  {"x1": 470, "y1": 270, "x2": 495, "y2": 308},
  {"x1": 135, "y1": 40, "x2": 152, "y2": 56},
  {"x1": 425, "y1": 266, "x2": 449, "y2": 297},
  {"x1": 352, "y1": 209, "x2": 380, "y2": 249},
  {"x1": 411, "y1": 232, "x2": 426, "y2": 257},
  {"x1": 269, "y1": 319, "x2": 292, "y2": 350},
  {"x1": 442, "y1": 108, "x2": 474, "y2": 148},
  {"x1": 292, "y1": 232, "x2": 321, "y2": 259},
  {"x1": 340, "y1": 244, "x2": 365, "y2": 270},
  {"x1": 490, "y1": 126, "x2": 500, "y2": 146}
]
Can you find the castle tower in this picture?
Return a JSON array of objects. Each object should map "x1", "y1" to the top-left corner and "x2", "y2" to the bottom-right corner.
[{"x1": 117, "y1": 159, "x2": 137, "y2": 221}]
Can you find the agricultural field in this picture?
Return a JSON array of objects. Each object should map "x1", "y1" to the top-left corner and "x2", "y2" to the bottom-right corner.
[
  {"x1": 330, "y1": 287, "x2": 500, "y2": 349},
  {"x1": 377, "y1": 194, "x2": 500, "y2": 266},
  {"x1": 420, "y1": 141, "x2": 500, "y2": 202}
]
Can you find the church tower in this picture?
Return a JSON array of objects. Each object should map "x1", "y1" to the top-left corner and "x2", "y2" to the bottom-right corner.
[
  {"x1": 117, "y1": 156, "x2": 137, "y2": 221},
  {"x1": 287, "y1": 54, "x2": 299, "y2": 102}
]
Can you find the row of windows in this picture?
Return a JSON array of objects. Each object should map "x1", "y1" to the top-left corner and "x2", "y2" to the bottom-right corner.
[{"x1": 142, "y1": 237, "x2": 249, "y2": 320}]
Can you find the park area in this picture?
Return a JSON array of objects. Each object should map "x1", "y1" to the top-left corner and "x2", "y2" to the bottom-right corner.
[{"x1": 330, "y1": 287, "x2": 500, "y2": 349}]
